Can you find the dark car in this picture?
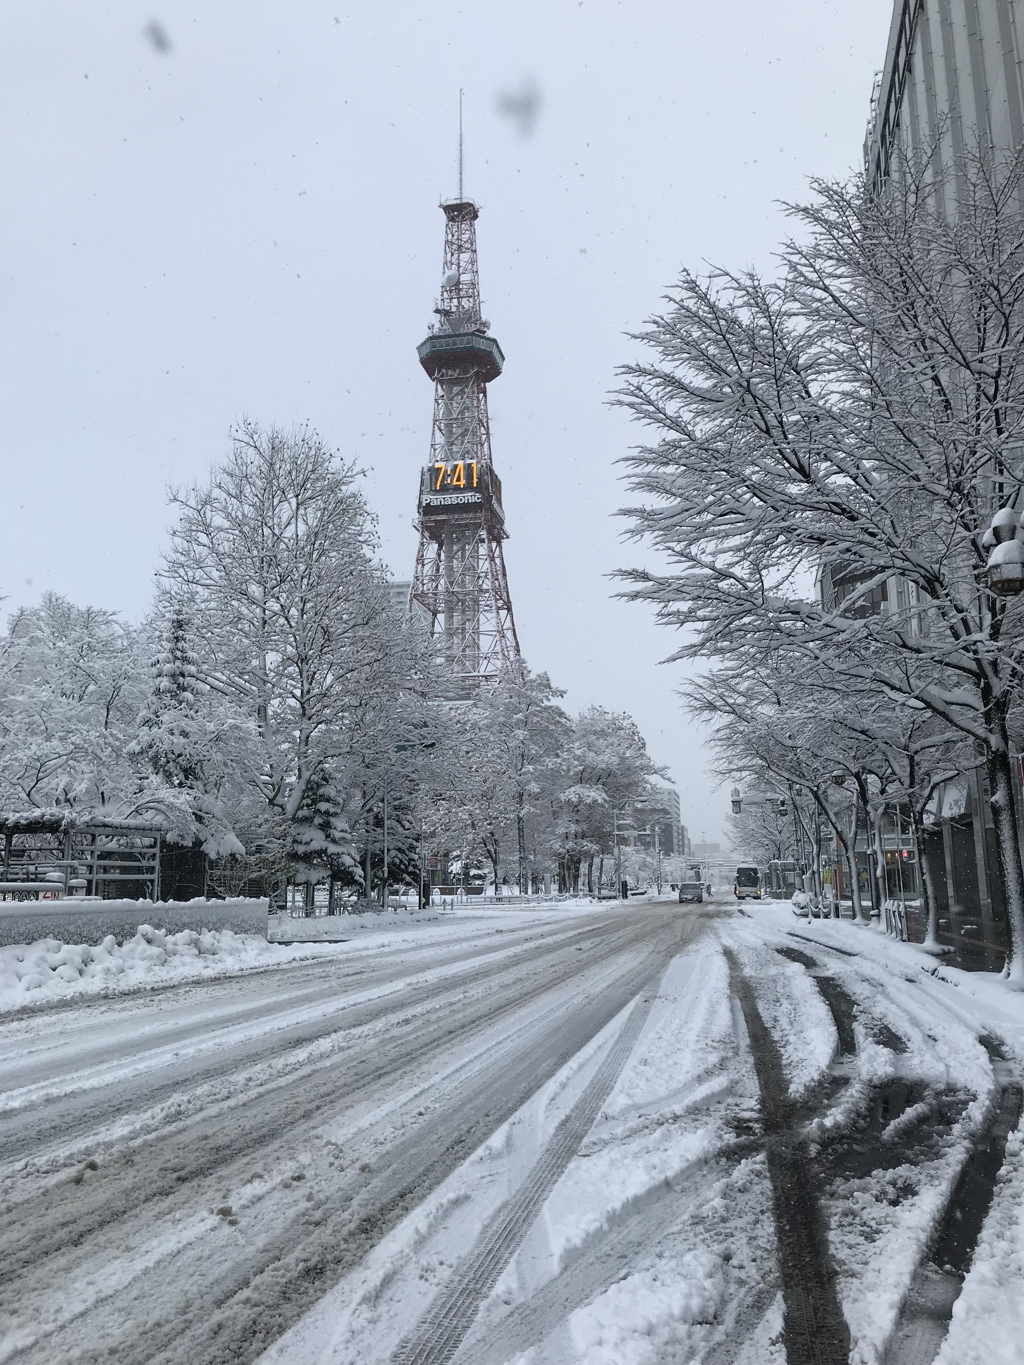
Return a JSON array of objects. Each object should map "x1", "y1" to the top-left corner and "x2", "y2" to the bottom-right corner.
[{"x1": 678, "y1": 880, "x2": 704, "y2": 903}]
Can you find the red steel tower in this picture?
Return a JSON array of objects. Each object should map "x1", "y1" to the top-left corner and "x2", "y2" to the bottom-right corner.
[{"x1": 410, "y1": 193, "x2": 521, "y2": 688}]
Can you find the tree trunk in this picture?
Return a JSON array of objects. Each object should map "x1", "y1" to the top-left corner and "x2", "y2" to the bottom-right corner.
[
  {"x1": 869, "y1": 806, "x2": 887, "y2": 917},
  {"x1": 986, "y1": 744, "x2": 1024, "y2": 986},
  {"x1": 854, "y1": 775, "x2": 883, "y2": 919},
  {"x1": 912, "y1": 808, "x2": 942, "y2": 953},
  {"x1": 845, "y1": 798, "x2": 868, "y2": 923},
  {"x1": 811, "y1": 814, "x2": 822, "y2": 899},
  {"x1": 586, "y1": 853, "x2": 595, "y2": 895}
]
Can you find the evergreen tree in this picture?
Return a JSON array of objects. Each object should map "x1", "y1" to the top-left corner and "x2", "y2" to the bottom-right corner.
[
  {"x1": 131, "y1": 610, "x2": 207, "y2": 790},
  {"x1": 291, "y1": 764, "x2": 358, "y2": 908},
  {"x1": 129, "y1": 609, "x2": 245, "y2": 860}
]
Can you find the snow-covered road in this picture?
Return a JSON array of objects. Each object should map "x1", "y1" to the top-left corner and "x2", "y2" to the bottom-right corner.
[
  {"x1": 3, "y1": 900, "x2": 1024, "y2": 1365},
  {"x1": 0, "y1": 903, "x2": 698, "y2": 1365}
]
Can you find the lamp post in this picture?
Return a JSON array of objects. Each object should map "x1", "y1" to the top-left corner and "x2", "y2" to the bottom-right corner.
[{"x1": 984, "y1": 505, "x2": 1024, "y2": 594}]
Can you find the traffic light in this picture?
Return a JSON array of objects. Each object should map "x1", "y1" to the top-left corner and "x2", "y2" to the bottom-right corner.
[{"x1": 730, "y1": 786, "x2": 742, "y2": 814}]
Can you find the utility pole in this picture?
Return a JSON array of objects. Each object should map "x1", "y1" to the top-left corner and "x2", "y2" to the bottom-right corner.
[{"x1": 614, "y1": 809, "x2": 623, "y2": 899}]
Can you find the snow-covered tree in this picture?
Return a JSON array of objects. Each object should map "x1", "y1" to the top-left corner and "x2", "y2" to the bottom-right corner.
[
  {"x1": 128, "y1": 608, "x2": 247, "y2": 858},
  {"x1": 552, "y1": 706, "x2": 664, "y2": 893},
  {"x1": 131, "y1": 609, "x2": 207, "y2": 790},
  {"x1": 160, "y1": 420, "x2": 415, "y2": 873},
  {"x1": 618, "y1": 149, "x2": 1024, "y2": 981},
  {"x1": 290, "y1": 765, "x2": 359, "y2": 910},
  {"x1": 430, "y1": 667, "x2": 570, "y2": 892},
  {"x1": 0, "y1": 593, "x2": 141, "y2": 812}
]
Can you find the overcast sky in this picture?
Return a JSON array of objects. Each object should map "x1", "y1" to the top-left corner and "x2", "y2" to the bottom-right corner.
[{"x1": 1, "y1": 0, "x2": 894, "y2": 845}]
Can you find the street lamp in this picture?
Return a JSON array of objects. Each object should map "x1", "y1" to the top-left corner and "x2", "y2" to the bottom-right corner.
[
  {"x1": 732, "y1": 786, "x2": 788, "y2": 812},
  {"x1": 984, "y1": 505, "x2": 1024, "y2": 595}
]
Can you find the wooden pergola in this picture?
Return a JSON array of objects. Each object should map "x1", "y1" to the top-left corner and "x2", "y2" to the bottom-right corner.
[{"x1": 0, "y1": 811, "x2": 163, "y2": 901}]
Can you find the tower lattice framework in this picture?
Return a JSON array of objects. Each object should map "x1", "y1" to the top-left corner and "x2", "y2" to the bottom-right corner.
[{"x1": 410, "y1": 197, "x2": 521, "y2": 687}]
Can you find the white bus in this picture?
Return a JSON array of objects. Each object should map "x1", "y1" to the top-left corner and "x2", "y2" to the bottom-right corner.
[{"x1": 733, "y1": 866, "x2": 762, "y2": 900}]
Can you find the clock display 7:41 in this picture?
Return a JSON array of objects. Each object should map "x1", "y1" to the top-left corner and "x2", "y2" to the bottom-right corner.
[{"x1": 433, "y1": 461, "x2": 479, "y2": 491}]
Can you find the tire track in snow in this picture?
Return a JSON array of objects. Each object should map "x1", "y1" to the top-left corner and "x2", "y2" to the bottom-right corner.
[
  {"x1": 0, "y1": 917, "x2": 617, "y2": 1149},
  {"x1": 115, "y1": 927, "x2": 683, "y2": 1365},
  {"x1": 0, "y1": 918, "x2": 648, "y2": 1279},
  {"x1": 1, "y1": 909, "x2": 699, "y2": 1365},
  {"x1": 725, "y1": 949, "x2": 851, "y2": 1365},
  {"x1": 389, "y1": 971, "x2": 664, "y2": 1365},
  {"x1": 451, "y1": 1144, "x2": 769, "y2": 1365},
  {"x1": 882, "y1": 1037, "x2": 1024, "y2": 1365}
]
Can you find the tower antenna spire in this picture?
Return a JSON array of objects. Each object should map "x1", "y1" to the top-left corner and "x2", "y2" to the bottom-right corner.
[{"x1": 458, "y1": 88, "x2": 464, "y2": 200}]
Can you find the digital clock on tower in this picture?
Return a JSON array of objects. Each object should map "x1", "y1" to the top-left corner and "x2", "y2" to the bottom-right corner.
[{"x1": 431, "y1": 461, "x2": 479, "y2": 492}]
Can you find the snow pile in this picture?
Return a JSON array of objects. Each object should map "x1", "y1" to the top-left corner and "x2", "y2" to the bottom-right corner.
[
  {"x1": 0, "y1": 926, "x2": 344, "y2": 1011},
  {"x1": 559, "y1": 1153, "x2": 783, "y2": 1365},
  {"x1": 567, "y1": 1249, "x2": 727, "y2": 1364}
]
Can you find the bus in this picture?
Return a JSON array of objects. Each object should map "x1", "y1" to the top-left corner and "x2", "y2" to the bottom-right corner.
[{"x1": 733, "y1": 866, "x2": 762, "y2": 900}]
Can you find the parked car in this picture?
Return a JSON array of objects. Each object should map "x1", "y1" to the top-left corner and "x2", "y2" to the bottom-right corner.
[
  {"x1": 791, "y1": 889, "x2": 811, "y2": 917},
  {"x1": 678, "y1": 880, "x2": 704, "y2": 903}
]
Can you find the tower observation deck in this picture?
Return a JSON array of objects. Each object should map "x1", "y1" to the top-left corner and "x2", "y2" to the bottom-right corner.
[{"x1": 410, "y1": 196, "x2": 521, "y2": 686}]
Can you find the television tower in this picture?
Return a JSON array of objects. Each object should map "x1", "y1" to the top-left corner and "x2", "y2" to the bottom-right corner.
[{"x1": 410, "y1": 131, "x2": 521, "y2": 688}]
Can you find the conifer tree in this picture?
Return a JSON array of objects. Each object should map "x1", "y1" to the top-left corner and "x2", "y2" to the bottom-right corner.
[{"x1": 132, "y1": 610, "x2": 207, "y2": 790}]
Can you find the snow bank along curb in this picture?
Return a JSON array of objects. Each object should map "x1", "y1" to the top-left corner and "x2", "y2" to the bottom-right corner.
[
  {"x1": 0, "y1": 896, "x2": 268, "y2": 947},
  {"x1": 0, "y1": 922, "x2": 348, "y2": 1012}
]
